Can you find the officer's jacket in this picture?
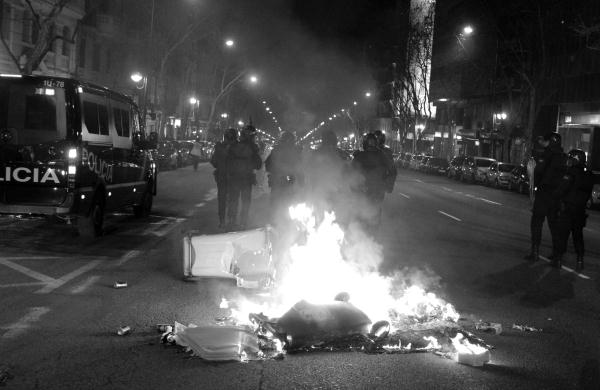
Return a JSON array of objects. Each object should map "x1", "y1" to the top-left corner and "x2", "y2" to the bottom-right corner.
[
  {"x1": 352, "y1": 150, "x2": 394, "y2": 193},
  {"x1": 227, "y1": 141, "x2": 262, "y2": 179},
  {"x1": 557, "y1": 166, "x2": 595, "y2": 210},
  {"x1": 210, "y1": 141, "x2": 231, "y2": 177},
  {"x1": 265, "y1": 143, "x2": 303, "y2": 182},
  {"x1": 537, "y1": 146, "x2": 567, "y2": 195}
]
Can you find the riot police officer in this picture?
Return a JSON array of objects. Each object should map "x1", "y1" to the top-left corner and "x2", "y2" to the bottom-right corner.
[
  {"x1": 525, "y1": 132, "x2": 567, "y2": 262},
  {"x1": 352, "y1": 133, "x2": 395, "y2": 228},
  {"x1": 553, "y1": 149, "x2": 594, "y2": 271},
  {"x1": 210, "y1": 128, "x2": 238, "y2": 229},
  {"x1": 373, "y1": 130, "x2": 397, "y2": 193},
  {"x1": 265, "y1": 131, "x2": 304, "y2": 225},
  {"x1": 227, "y1": 125, "x2": 263, "y2": 230}
]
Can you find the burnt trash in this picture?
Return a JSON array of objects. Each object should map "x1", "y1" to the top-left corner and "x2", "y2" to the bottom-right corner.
[
  {"x1": 512, "y1": 323, "x2": 542, "y2": 332},
  {"x1": 117, "y1": 326, "x2": 131, "y2": 336},
  {"x1": 475, "y1": 321, "x2": 503, "y2": 335}
]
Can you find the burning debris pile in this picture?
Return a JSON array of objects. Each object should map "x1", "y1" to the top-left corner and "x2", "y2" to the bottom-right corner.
[{"x1": 166, "y1": 204, "x2": 495, "y2": 366}]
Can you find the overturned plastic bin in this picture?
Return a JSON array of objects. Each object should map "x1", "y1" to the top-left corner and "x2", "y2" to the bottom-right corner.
[
  {"x1": 176, "y1": 324, "x2": 260, "y2": 361},
  {"x1": 183, "y1": 227, "x2": 274, "y2": 289}
]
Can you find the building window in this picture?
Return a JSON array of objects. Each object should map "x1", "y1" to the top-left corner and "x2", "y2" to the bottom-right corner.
[
  {"x1": 1, "y1": 3, "x2": 11, "y2": 39},
  {"x1": 62, "y1": 27, "x2": 70, "y2": 56},
  {"x1": 92, "y1": 43, "x2": 101, "y2": 71},
  {"x1": 78, "y1": 37, "x2": 86, "y2": 68}
]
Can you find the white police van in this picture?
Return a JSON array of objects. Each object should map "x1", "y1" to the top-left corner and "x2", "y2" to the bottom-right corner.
[{"x1": 0, "y1": 74, "x2": 157, "y2": 237}]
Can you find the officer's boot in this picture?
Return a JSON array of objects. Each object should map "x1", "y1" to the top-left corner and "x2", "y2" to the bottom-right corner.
[
  {"x1": 576, "y1": 254, "x2": 584, "y2": 272},
  {"x1": 524, "y1": 244, "x2": 539, "y2": 262},
  {"x1": 551, "y1": 253, "x2": 563, "y2": 269}
]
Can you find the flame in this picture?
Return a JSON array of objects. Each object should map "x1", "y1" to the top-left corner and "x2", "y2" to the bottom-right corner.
[
  {"x1": 219, "y1": 297, "x2": 229, "y2": 309},
  {"x1": 451, "y1": 333, "x2": 488, "y2": 355},
  {"x1": 229, "y1": 203, "x2": 460, "y2": 331}
]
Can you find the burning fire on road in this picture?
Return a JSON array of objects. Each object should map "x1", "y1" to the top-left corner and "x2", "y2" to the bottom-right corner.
[{"x1": 166, "y1": 203, "x2": 492, "y2": 366}]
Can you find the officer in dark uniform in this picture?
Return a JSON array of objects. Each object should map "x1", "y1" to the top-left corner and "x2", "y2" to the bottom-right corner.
[
  {"x1": 226, "y1": 125, "x2": 263, "y2": 230},
  {"x1": 553, "y1": 149, "x2": 594, "y2": 270},
  {"x1": 352, "y1": 133, "x2": 395, "y2": 228},
  {"x1": 210, "y1": 128, "x2": 238, "y2": 229},
  {"x1": 373, "y1": 130, "x2": 397, "y2": 194},
  {"x1": 265, "y1": 131, "x2": 304, "y2": 225},
  {"x1": 525, "y1": 132, "x2": 567, "y2": 262}
]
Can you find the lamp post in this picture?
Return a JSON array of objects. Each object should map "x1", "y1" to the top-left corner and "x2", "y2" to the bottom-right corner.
[{"x1": 131, "y1": 72, "x2": 148, "y2": 135}]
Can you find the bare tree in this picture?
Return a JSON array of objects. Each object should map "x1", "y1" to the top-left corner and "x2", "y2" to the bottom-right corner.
[{"x1": 0, "y1": 0, "x2": 78, "y2": 74}]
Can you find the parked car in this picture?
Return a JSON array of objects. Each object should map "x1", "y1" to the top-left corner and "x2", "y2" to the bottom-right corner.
[
  {"x1": 418, "y1": 156, "x2": 431, "y2": 172},
  {"x1": 175, "y1": 140, "x2": 194, "y2": 167},
  {"x1": 447, "y1": 156, "x2": 467, "y2": 180},
  {"x1": 460, "y1": 156, "x2": 496, "y2": 183},
  {"x1": 409, "y1": 154, "x2": 425, "y2": 170},
  {"x1": 485, "y1": 162, "x2": 516, "y2": 188},
  {"x1": 426, "y1": 157, "x2": 450, "y2": 175},
  {"x1": 156, "y1": 141, "x2": 179, "y2": 170},
  {"x1": 507, "y1": 164, "x2": 530, "y2": 194}
]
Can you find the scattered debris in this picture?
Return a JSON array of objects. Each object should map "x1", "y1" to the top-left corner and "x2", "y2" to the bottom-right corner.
[
  {"x1": 512, "y1": 324, "x2": 542, "y2": 332},
  {"x1": 117, "y1": 326, "x2": 131, "y2": 336},
  {"x1": 475, "y1": 321, "x2": 503, "y2": 335},
  {"x1": 113, "y1": 281, "x2": 128, "y2": 289},
  {"x1": 156, "y1": 324, "x2": 172, "y2": 333}
]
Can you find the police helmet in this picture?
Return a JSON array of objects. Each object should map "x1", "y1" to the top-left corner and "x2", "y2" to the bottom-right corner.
[
  {"x1": 279, "y1": 131, "x2": 296, "y2": 146},
  {"x1": 373, "y1": 130, "x2": 386, "y2": 147},
  {"x1": 568, "y1": 149, "x2": 586, "y2": 167},
  {"x1": 224, "y1": 128, "x2": 238, "y2": 142},
  {"x1": 544, "y1": 132, "x2": 561, "y2": 145},
  {"x1": 321, "y1": 129, "x2": 337, "y2": 146},
  {"x1": 362, "y1": 133, "x2": 379, "y2": 151}
]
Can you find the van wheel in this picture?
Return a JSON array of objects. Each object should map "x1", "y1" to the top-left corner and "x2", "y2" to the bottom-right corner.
[
  {"x1": 78, "y1": 196, "x2": 104, "y2": 237},
  {"x1": 134, "y1": 185, "x2": 153, "y2": 218}
]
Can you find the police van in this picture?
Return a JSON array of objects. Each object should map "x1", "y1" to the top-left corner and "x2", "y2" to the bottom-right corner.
[{"x1": 0, "y1": 74, "x2": 157, "y2": 237}]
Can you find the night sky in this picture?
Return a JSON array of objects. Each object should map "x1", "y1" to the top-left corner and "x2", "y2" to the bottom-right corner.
[{"x1": 208, "y1": 0, "x2": 402, "y2": 133}]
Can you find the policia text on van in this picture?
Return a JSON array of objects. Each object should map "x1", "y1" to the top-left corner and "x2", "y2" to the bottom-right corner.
[{"x1": 0, "y1": 75, "x2": 158, "y2": 237}]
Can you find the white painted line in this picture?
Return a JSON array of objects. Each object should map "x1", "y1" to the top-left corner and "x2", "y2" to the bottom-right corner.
[
  {"x1": 478, "y1": 197, "x2": 503, "y2": 206},
  {"x1": 195, "y1": 203, "x2": 206, "y2": 208},
  {"x1": 151, "y1": 218, "x2": 186, "y2": 237},
  {"x1": 442, "y1": 187, "x2": 453, "y2": 192},
  {"x1": 0, "y1": 282, "x2": 46, "y2": 288},
  {"x1": 0, "y1": 259, "x2": 56, "y2": 283},
  {"x1": 538, "y1": 255, "x2": 591, "y2": 280},
  {"x1": 398, "y1": 192, "x2": 410, "y2": 199},
  {"x1": 465, "y1": 193, "x2": 476, "y2": 198},
  {"x1": 116, "y1": 250, "x2": 141, "y2": 267},
  {"x1": 1, "y1": 307, "x2": 50, "y2": 339},
  {"x1": 36, "y1": 260, "x2": 103, "y2": 294},
  {"x1": 415, "y1": 179, "x2": 424, "y2": 183},
  {"x1": 70, "y1": 275, "x2": 101, "y2": 294},
  {"x1": 438, "y1": 210, "x2": 462, "y2": 221}
]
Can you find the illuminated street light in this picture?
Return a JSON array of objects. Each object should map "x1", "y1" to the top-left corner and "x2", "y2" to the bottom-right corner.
[
  {"x1": 463, "y1": 25, "x2": 474, "y2": 35},
  {"x1": 221, "y1": 113, "x2": 229, "y2": 118},
  {"x1": 365, "y1": 92, "x2": 372, "y2": 98},
  {"x1": 130, "y1": 72, "x2": 144, "y2": 83},
  {"x1": 353, "y1": 101, "x2": 358, "y2": 106},
  {"x1": 189, "y1": 97, "x2": 198, "y2": 105},
  {"x1": 225, "y1": 39, "x2": 235, "y2": 47},
  {"x1": 238, "y1": 120, "x2": 245, "y2": 127},
  {"x1": 249, "y1": 75, "x2": 258, "y2": 84}
]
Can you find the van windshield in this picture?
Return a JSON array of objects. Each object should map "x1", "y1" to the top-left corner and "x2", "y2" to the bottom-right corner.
[
  {"x1": 476, "y1": 159, "x2": 493, "y2": 167},
  {"x1": 0, "y1": 78, "x2": 65, "y2": 144}
]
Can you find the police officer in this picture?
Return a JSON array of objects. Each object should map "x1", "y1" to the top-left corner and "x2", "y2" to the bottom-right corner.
[
  {"x1": 226, "y1": 125, "x2": 263, "y2": 230},
  {"x1": 352, "y1": 133, "x2": 395, "y2": 228},
  {"x1": 373, "y1": 130, "x2": 397, "y2": 194},
  {"x1": 525, "y1": 132, "x2": 567, "y2": 262},
  {"x1": 210, "y1": 128, "x2": 238, "y2": 229},
  {"x1": 553, "y1": 149, "x2": 594, "y2": 270},
  {"x1": 265, "y1": 131, "x2": 304, "y2": 225}
]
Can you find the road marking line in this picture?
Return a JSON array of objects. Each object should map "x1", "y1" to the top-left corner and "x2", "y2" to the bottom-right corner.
[
  {"x1": 1, "y1": 307, "x2": 50, "y2": 339},
  {"x1": 0, "y1": 259, "x2": 56, "y2": 283},
  {"x1": 442, "y1": 187, "x2": 453, "y2": 192},
  {"x1": 195, "y1": 203, "x2": 206, "y2": 207},
  {"x1": 398, "y1": 192, "x2": 410, "y2": 199},
  {"x1": 478, "y1": 197, "x2": 503, "y2": 205},
  {"x1": 116, "y1": 250, "x2": 141, "y2": 267},
  {"x1": 538, "y1": 255, "x2": 591, "y2": 280},
  {"x1": 0, "y1": 282, "x2": 46, "y2": 288},
  {"x1": 70, "y1": 275, "x2": 101, "y2": 294},
  {"x1": 204, "y1": 188, "x2": 218, "y2": 201},
  {"x1": 415, "y1": 179, "x2": 424, "y2": 183},
  {"x1": 151, "y1": 218, "x2": 186, "y2": 237},
  {"x1": 36, "y1": 260, "x2": 103, "y2": 294},
  {"x1": 438, "y1": 210, "x2": 462, "y2": 221}
]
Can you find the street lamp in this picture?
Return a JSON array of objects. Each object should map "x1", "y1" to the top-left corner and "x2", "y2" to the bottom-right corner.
[
  {"x1": 365, "y1": 92, "x2": 372, "y2": 98},
  {"x1": 130, "y1": 72, "x2": 148, "y2": 134},
  {"x1": 225, "y1": 39, "x2": 235, "y2": 48},
  {"x1": 249, "y1": 75, "x2": 258, "y2": 84},
  {"x1": 462, "y1": 25, "x2": 474, "y2": 36}
]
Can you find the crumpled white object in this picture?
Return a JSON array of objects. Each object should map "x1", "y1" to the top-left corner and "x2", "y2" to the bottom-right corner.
[{"x1": 174, "y1": 322, "x2": 260, "y2": 361}]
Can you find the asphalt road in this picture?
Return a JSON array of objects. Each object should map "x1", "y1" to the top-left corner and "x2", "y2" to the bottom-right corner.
[{"x1": 1, "y1": 163, "x2": 599, "y2": 389}]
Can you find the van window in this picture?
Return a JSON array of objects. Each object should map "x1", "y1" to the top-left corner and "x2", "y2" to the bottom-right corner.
[
  {"x1": 476, "y1": 159, "x2": 493, "y2": 167},
  {"x1": 83, "y1": 101, "x2": 109, "y2": 135},
  {"x1": 24, "y1": 94, "x2": 56, "y2": 131},
  {"x1": 113, "y1": 107, "x2": 130, "y2": 138}
]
